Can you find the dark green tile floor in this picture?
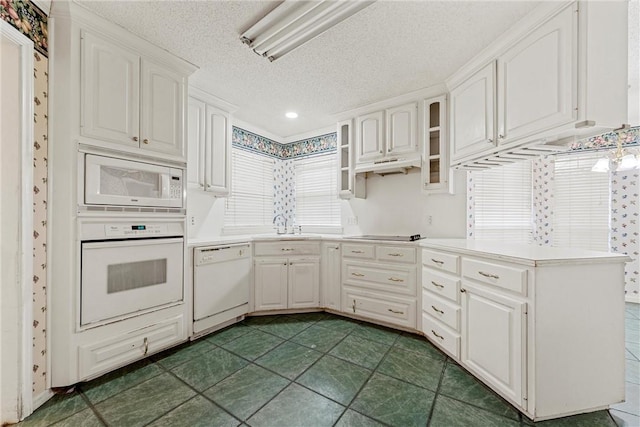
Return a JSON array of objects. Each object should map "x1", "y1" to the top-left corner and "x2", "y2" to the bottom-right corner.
[{"x1": 17, "y1": 304, "x2": 640, "y2": 427}]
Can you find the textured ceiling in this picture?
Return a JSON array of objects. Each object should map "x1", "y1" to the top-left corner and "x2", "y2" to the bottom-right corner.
[{"x1": 75, "y1": 0, "x2": 539, "y2": 139}]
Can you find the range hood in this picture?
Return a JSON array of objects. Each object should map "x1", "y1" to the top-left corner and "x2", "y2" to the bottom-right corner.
[{"x1": 354, "y1": 156, "x2": 421, "y2": 175}]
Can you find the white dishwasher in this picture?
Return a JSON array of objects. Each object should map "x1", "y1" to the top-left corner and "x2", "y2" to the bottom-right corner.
[{"x1": 193, "y1": 243, "x2": 251, "y2": 335}]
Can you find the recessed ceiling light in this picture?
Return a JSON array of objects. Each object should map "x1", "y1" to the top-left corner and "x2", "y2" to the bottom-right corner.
[{"x1": 285, "y1": 112, "x2": 298, "y2": 119}]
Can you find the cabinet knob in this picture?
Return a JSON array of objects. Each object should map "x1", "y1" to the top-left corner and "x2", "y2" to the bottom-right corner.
[
  {"x1": 460, "y1": 288, "x2": 467, "y2": 293},
  {"x1": 143, "y1": 139, "x2": 149, "y2": 144},
  {"x1": 132, "y1": 136, "x2": 139, "y2": 142},
  {"x1": 498, "y1": 134, "x2": 505, "y2": 139},
  {"x1": 488, "y1": 138, "x2": 494, "y2": 143},
  {"x1": 387, "y1": 148, "x2": 391, "y2": 152}
]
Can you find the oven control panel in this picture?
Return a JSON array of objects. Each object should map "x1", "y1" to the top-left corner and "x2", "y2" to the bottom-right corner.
[{"x1": 104, "y1": 224, "x2": 168, "y2": 237}]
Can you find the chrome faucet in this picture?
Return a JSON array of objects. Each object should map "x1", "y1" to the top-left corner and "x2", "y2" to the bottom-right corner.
[{"x1": 272, "y1": 214, "x2": 287, "y2": 234}]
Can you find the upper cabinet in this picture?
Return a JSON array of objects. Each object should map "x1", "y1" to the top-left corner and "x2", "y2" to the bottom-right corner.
[
  {"x1": 81, "y1": 30, "x2": 188, "y2": 159},
  {"x1": 355, "y1": 102, "x2": 419, "y2": 166},
  {"x1": 337, "y1": 120, "x2": 365, "y2": 199},
  {"x1": 356, "y1": 111, "x2": 385, "y2": 163},
  {"x1": 450, "y1": 62, "x2": 496, "y2": 161},
  {"x1": 422, "y1": 96, "x2": 453, "y2": 194},
  {"x1": 187, "y1": 88, "x2": 234, "y2": 196},
  {"x1": 448, "y1": 1, "x2": 628, "y2": 167}
]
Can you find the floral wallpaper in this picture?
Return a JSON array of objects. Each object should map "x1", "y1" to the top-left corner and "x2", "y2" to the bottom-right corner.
[
  {"x1": 273, "y1": 160, "x2": 295, "y2": 228},
  {"x1": 232, "y1": 127, "x2": 337, "y2": 160},
  {"x1": 532, "y1": 156, "x2": 554, "y2": 246},
  {"x1": 0, "y1": 0, "x2": 48, "y2": 56},
  {"x1": 32, "y1": 50, "x2": 48, "y2": 396},
  {"x1": 611, "y1": 170, "x2": 640, "y2": 301},
  {"x1": 569, "y1": 126, "x2": 640, "y2": 152}
]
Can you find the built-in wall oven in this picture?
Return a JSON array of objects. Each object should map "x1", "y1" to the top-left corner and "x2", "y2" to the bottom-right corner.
[{"x1": 79, "y1": 219, "x2": 185, "y2": 327}]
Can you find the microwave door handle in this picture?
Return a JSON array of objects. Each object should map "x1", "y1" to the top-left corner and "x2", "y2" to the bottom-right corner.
[{"x1": 161, "y1": 173, "x2": 170, "y2": 199}]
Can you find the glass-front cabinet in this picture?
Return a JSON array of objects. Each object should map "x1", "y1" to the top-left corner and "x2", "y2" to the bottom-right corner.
[
  {"x1": 337, "y1": 119, "x2": 365, "y2": 199},
  {"x1": 422, "y1": 96, "x2": 453, "y2": 194}
]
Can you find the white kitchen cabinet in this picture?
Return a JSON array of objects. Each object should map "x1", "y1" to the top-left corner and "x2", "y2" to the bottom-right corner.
[
  {"x1": 288, "y1": 259, "x2": 320, "y2": 309},
  {"x1": 496, "y1": 3, "x2": 576, "y2": 144},
  {"x1": 253, "y1": 241, "x2": 320, "y2": 312},
  {"x1": 254, "y1": 258, "x2": 289, "y2": 311},
  {"x1": 337, "y1": 120, "x2": 365, "y2": 199},
  {"x1": 321, "y1": 242, "x2": 342, "y2": 311},
  {"x1": 386, "y1": 102, "x2": 418, "y2": 156},
  {"x1": 81, "y1": 30, "x2": 187, "y2": 159},
  {"x1": 450, "y1": 62, "x2": 496, "y2": 161},
  {"x1": 421, "y1": 241, "x2": 628, "y2": 421},
  {"x1": 187, "y1": 88, "x2": 232, "y2": 196},
  {"x1": 461, "y1": 282, "x2": 526, "y2": 407},
  {"x1": 448, "y1": 1, "x2": 627, "y2": 167},
  {"x1": 356, "y1": 111, "x2": 385, "y2": 163},
  {"x1": 342, "y1": 242, "x2": 418, "y2": 328},
  {"x1": 422, "y1": 96, "x2": 453, "y2": 194}
]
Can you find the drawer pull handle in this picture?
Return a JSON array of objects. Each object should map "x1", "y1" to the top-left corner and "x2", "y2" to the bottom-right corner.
[
  {"x1": 431, "y1": 281, "x2": 444, "y2": 289},
  {"x1": 431, "y1": 258, "x2": 444, "y2": 265},
  {"x1": 388, "y1": 277, "x2": 404, "y2": 282},
  {"x1": 281, "y1": 248, "x2": 294, "y2": 252},
  {"x1": 388, "y1": 253, "x2": 403, "y2": 257},
  {"x1": 352, "y1": 299, "x2": 356, "y2": 313},
  {"x1": 388, "y1": 309, "x2": 404, "y2": 314},
  {"x1": 431, "y1": 305, "x2": 444, "y2": 314},
  {"x1": 478, "y1": 271, "x2": 500, "y2": 279},
  {"x1": 352, "y1": 272, "x2": 365, "y2": 277},
  {"x1": 143, "y1": 337, "x2": 149, "y2": 356},
  {"x1": 351, "y1": 250, "x2": 364, "y2": 254},
  {"x1": 431, "y1": 330, "x2": 444, "y2": 340}
]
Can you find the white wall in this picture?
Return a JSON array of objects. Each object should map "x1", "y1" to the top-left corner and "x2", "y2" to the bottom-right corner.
[{"x1": 342, "y1": 170, "x2": 467, "y2": 238}]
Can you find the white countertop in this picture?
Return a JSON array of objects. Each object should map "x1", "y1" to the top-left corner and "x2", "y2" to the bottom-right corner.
[{"x1": 188, "y1": 235, "x2": 630, "y2": 266}]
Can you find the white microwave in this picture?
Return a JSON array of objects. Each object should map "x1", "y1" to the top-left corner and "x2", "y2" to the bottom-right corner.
[{"x1": 84, "y1": 154, "x2": 184, "y2": 209}]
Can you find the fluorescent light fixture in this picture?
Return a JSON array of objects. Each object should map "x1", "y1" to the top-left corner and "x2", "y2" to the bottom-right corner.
[
  {"x1": 240, "y1": 0, "x2": 375, "y2": 62},
  {"x1": 285, "y1": 112, "x2": 298, "y2": 119}
]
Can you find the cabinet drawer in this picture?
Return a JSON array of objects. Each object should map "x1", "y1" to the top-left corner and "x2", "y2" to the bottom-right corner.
[
  {"x1": 79, "y1": 315, "x2": 185, "y2": 380},
  {"x1": 422, "y1": 312, "x2": 460, "y2": 359},
  {"x1": 462, "y1": 258, "x2": 527, "y2": 295},
  {"x1": 377, "y1": 246, "x2": 416, "y2": 263},
  {"x1": 343, "y1": 243, "x2": 375, "y2": 259},
  {"x1": 343, "y1": 287, "x2": 416, "y2": 329},
  {"x1": 422, "y1": 268, "x2": 460, "y2": 303},
  {"x1": 422, "y1": 249, "x2": 459, "y2": 274},
  {"x1": 254, "y1": 241, "x2": 320, "y2": 256},
  {"x1": 343, "y1": 261, "x2": 416, "y2": 296},
  {"x1": 422, "y1": 290, "x2": 460, "y2": 331}
]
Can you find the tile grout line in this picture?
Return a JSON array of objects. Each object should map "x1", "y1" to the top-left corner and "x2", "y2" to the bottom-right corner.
[
  {"x1": 424, "y1": 355, "x2": 449, "y2": 427},
  {"x1": 76, "y1": 388, "x2": 109, "y2": 427}
]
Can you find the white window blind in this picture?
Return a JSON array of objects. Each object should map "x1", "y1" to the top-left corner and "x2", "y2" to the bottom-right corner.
[
  {"x1": 294, "y1": 154, "x2": 340, "y2": 228},
  {"x1": 552, "y1": 152, "x2": 610, "y2": 251},
  {"x1": 471, "y1": 161, "x2": 533, "y2": 242},
  {"x1": 224, "y1": 148, "x2": 274, "y2": 229}
]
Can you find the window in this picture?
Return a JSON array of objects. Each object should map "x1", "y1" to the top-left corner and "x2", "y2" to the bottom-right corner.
[
  {"x1": 470, "y1": 161, "x2": 533, "y2": 242},
  {"x1": 294, "y1": 154, "x2": 341, "y2": 230},
  {"x1": 224, "y1": 148, "x2": 274, "y2": 232},
  {"x1": 552, "y1": 152, "x2": 610, "y2": 251}
]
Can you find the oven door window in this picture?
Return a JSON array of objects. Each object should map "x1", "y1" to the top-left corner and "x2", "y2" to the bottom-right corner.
[{"x1": 81, "y1": 238, "x2": 183, "y2": 326}]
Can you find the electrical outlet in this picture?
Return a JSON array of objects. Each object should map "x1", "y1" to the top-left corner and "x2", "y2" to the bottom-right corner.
[
  {"x1": 347, "y1": 216, "x2": 358, "y2": 225},
  {"x1": 190, "y1": 216, "x2": 196, "y2": 226},
  {"x1": 427, "y1": 215, "x2": 433, "y2": 225}
]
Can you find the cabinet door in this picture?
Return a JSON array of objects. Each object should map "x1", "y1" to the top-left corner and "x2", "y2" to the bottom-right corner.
[
  {"x1": 288, "y1": 258, "x2": 320, "y2": 309},
  {"x1": 386, "y1": 102, "x2": 418, "y2": 156},
  {"x1": 187, "y1": 97, "x2": 206, "y2": 188},
  {"x1": 450, "y1": 62, "x2": 496, "y2": 161},
  {"x1": 497, "y1": 4, "x2": 576, "y2": 143},
  {"x1": 140, "y1": 59, "x2": 185, "y2": 157},
  {"x1": 254, "y1": 259, "x2": 288, "y2": 311},
  {"x1": 356, "y1": 111, "x2": 384, "y2": 163},
  {"x1": 81, "y1": 31, "x2": 140, "y2": 147},
  {"x1": 461, "y1": 282, "x2": 526, "y2": 407},
  {"x1": 422, "y1": 96, "x2": 453, "y2": 194},
  {"x1": 204, "y1": 105, "x2": 231, "y2": 196},
  {"x1": 321, "y1": 243, "x2": 341, "y2": 310}
]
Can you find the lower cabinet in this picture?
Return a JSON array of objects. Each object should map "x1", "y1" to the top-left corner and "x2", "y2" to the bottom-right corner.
[
  {"x1": 460, "y1": 283, "x2": 526, "y2": 407},
  {"x1": 321, "y1": 242, "x2": 341, "y2": 310},
  {"x1": 254, "y1": 257, "x2": 320, "y2": 311}
]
